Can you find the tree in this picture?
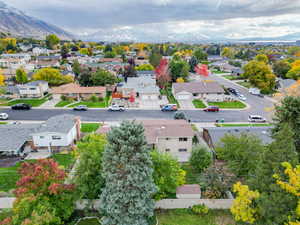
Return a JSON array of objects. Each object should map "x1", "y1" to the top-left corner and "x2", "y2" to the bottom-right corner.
[
  {"x1": 216, "y1": 133, "x2": 265, "y2": 178},
  {"x1": 33, "y1": 68, "x2": 73, "y2": 86},
  {"x1": 243, "y1": 60, "x2": 276, "y2": 93},
  {"x1": 78, "y1": 67, "x2": 93, "y2": 87},
  {"x1": 273, "y1": 96, "x2": 300, "y2": 153},
  {"x1": 255, "y1": 54, "x2": 269, "y2": 64},
  {"x1": 189, "y1": 145, "x2": 212, "y2": 173},
  {"x1": 151, "y1": 151, "x2": 185, "y2": 200},
  {"x1": 100, "y1": 121, "x2": 157, "y2": 225},
  {"x1": 72, "y1": 60, "x2": 81, "y2": 77},
  {"x1": 189, "y1": 56, "x2": 198, "y2": 72},
  {"x1": 193, "y1": 48, "x2": 208, "y2": 62},
  {"x1": 273, "y1": 60, "x2": 291, "y2": 78},
  {"x1": 149, "y1": 52, "x2": 162, "y2": 68},
  {"x1": 60, "y1": 44, "x2": 69, "y2": 59},
  {"x1": 46, "y1": 34, "x2": 60, "y2": 49},
  {"x1": 124, "y1": 58, "x2": 137, "y2": 78},
  {"x1": 74, "y1": 134, "x2": 107, "y2": 200},
  {"x1": 79, "y1": 48, "x2": 89, "y2": 55},
  {"x1": 135, "y1": 64, "x2": 154, "y2": 71},
  {"x1": 169, "y1": 58, "x2": 189, "y2": 82},
  {"x1": 221, "y1": 47, "x2": 235, "y2": 59},
  {"x1": 91, "y1": 68, "x2": 119, "y2": 86},
  {"x1": 0, "y1": 69, "x2": 4, "y2": 86},
  {"x1": 104, "y1": 51, "x2": 116, "y2": 58},
  {"x1": 155, "y1": 59, "x2": 171, "y2": 89},
  {"x1": 0, "y1": 159, "x2": 75, "y2": 225},
  {"x1": 287, "y1": 62, "x2": 300, "y2": 80},
  {"x1": 15, "y1": 68, "x2": 28, "y2": 84}
]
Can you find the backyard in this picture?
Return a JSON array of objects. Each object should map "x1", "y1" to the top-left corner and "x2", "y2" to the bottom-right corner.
[
  {"x1": 208, "y1": 101, "x2": 246, "y2": 109},
  {"x1": 192, "y1": 99, "x2": 206, "y2": 108},
  {"x1": 80, "y1": 123, "x2": 101, "y2": 133},
  {"x1": 0, "y1": 94, "x2": 51, "y2": 107}
]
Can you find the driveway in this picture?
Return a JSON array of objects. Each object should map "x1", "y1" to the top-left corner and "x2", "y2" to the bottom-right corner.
[{"x1": 178, "y1": 100, "x2": 195, "y2": 110}]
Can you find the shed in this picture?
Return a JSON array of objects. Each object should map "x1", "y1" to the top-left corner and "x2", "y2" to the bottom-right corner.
[{"x1": 176, "y1": 184, "x2": 201, "y2": 199}]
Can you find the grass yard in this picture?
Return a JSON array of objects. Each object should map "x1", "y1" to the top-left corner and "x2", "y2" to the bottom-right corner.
[
  {"x1": 223, "y1": 75, "x2": 242, "y2": 80},
  {"x1": 0, "y1": 122, "x2": 7, "y2": 124},
  {"x1": 236, "y1": 81, "x2": 253, "y2": 89},
  {"x1": 217, "y1": 123, "x2": 272, "y2": 127},
  {"x1": 165, "y1": 88, "x2": 180, "y2": 107},
  {"x1": 0, "y1": 95, "x2": 50, "y2": 107},
  {"x1": 51, "y1": 153, "x2": 76, "y2": 170},
  {"x1": 212, "y1": 70, "x2": 229, "y2": 74},
  {"x1": 192, "y1": 99, "x2": 206, "y2": 108},
  {"x1": 208, "y1": 101, "x2": 246, "y2": 109},
  {"x1": 157, "y1": 209, "x2": 236, "y2": 225},
  {"x1": 80, "y1": 123, "x2": 101, "y2": 133},
  {"x1": 55, "y1": 100, "x2": 74, "y2": 107},
  {"x1": 68, "y1": 101, "x2": 106, "y2": 108}
]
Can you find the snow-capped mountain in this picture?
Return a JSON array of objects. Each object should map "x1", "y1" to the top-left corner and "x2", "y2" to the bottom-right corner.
[{"x1": 0, "y1": 1, "x2": 73, "y2": 40}]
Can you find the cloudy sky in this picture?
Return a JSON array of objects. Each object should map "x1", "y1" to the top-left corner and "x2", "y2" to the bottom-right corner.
[{"x1": 5, "y1": 0, "x2": 300, "y2": 41}]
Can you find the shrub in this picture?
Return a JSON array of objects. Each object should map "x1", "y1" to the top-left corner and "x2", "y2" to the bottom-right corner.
[
  {"x1": 189, "y1": 145, "x2": 213, "y2": 173},
  {"x1": 90, "y1": 95, "x2": 98, "y2": 102},
  {"x1": 61, "y1": 95, "x2": 67, "y2": 101},
  {"x1": 191, "y1": 204, "x2": 209, "y2": 215}
]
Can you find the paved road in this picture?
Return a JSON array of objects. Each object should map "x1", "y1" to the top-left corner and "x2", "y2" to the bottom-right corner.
[{"x1": 0, "y1": 108, "x2": 254, "y2": 123}]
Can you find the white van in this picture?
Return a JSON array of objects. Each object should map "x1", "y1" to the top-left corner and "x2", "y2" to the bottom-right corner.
[{"x1": 248, "y1": 115, "x2": 266, "y2": 123}]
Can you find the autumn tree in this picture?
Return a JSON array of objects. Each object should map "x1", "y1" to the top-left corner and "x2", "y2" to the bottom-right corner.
[
  {"x1": 135, "y1": 64, "x2": 154, "y2": 71},
  {"x1": 0, "y1": 159, "x2": 75, "y2": 225},
  {"x1": 255, "y1": 54, "x2": 269, "y2": 64},
  {"x1": 221, "y1": 47, "x2": 235, "y2": 59},
  {"x1": 287, "y1": 60, "x2": 300, "y2": 80},
  {"x1": 155, "y1": 58, "x2": 171, "y2": 89},
  {"x1": 273, "y1": 60, "x2": 291, "y2": 78},
  {"x1": 33, "y1": 68, "x2": 73, "y2": 86},
  {"x1": 15, "y1": 68, "x2": 28, "y2": 84},
  {"x1": 46, "y1": 34, "x2": 60, "y2": 49},
  {"x1": 0, "y1": 69, "x2": 4, "y2": 86},
  {"x1": 100, "y1": 121, "x2": 157, "y2": 225}
]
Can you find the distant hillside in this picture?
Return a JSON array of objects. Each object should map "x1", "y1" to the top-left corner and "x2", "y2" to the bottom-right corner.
[{"x1": 0, "y1": 1, "x2": 74, "y2": 40}]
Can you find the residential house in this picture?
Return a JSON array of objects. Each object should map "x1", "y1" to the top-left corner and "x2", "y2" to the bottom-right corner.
[
  {"x1": 202, "y1": 127, "x2": 273, "y2": 149},
  {"x1": 17, "y1": 81, "x2": 49, "y2": 98},
  {"x1": 32, "y1": 47, "x2": 50, "y2": 56},
  {"x1": 172, "y1": 81, "x2": 225, "y2": 102},
  {"x1": 141, "y1": 120, "x2": 194, "y2": 162},
  {"x1": 0, "y1": 114, "x2": 81, "y2": 155},
  {"x1": 118, "y1": 75, "x2": 160, "y2": 100},
  {"x1": 51, "y1": 83, "x2": 106, "y2": 101}
]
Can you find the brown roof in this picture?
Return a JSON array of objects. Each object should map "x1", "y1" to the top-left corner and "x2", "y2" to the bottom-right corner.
[
  {"x1": 99, "y1": 58, "x2": 122, "y2": 63},
  {"x1": 172, "y1": 81, "x2": 225, "y2": 95},
  {"x1": 139, "y1": 120, "x2": 194, "y2": 144},
  {"x1": 51, "y1": 83, "x2": 106, "y2": 94},
  {"x1": 176, "y1": 184, "x2": 201, "y2": 194}
]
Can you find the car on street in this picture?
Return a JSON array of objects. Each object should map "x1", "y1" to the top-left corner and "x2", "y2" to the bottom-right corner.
[
  {"x1": 73, "y1": 105, "x2": 88, "y2": 111},
  {"x1": 204, "y1": 106, "x2": 219, "y2": 112},
  {"x1": 248, "y1": 115, "x2": 266, "y2": 123},
  {"x1": 228, "y1": 88, "x2": 239, "y2": 95},
  {"x1": 0, "y1": 113, "x2": 9, "y2": 120},
  {"x1": 237, "y1": 94, "x2": 247, "y2": 101},
  {"x1": 11, "y1": 103, "x2": 31, "y2": 110},
  {"x1": 161, "y1": 104, "x2": 178, "y2": 112},
  {"x1": 108, "y1": 104, "x2": 125, "y2": 112}
]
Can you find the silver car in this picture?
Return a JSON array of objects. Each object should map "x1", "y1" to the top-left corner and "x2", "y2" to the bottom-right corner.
[
  {"x1": 0, "y1": 113, "x2": 9, "y2": 120},
  {"x1": 248, "y1": 115, "x2": 266, "y2": 123}
]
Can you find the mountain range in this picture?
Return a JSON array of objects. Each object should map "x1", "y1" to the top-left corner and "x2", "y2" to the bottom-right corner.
[{"x1": 0, "y1": 1, "x2": 73, "y2": 40}]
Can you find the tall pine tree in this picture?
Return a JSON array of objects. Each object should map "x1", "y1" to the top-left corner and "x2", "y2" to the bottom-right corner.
[{"x1": 100, "y1": 121, "x2": 157, "y2": 225}]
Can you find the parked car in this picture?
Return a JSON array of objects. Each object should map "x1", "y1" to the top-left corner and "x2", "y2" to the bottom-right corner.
[
  {"x1": 11, "y1": 103, "x2": 31, "y2": 110},
  {"x1": 0, "y1": 113, "x2": 9, "y2": 120},
  {"x1": 73, "y1": 105, "x2": 88, "y2": 111},
  {"x1": 108, "y1": 104, "x2": 125, "y2": 112},
  {"x1": 237, "y1": 94, "x2": 247, "y2": 101},
  {"x1": 161, "y1": 104, "x2": 178, "y2": 112},
  {"x1": 174, "y1": 112, "x2": 186, "y2": 120},
  {"x1": 228, "y1": 88, "x2": 239, "y2": 95},
  {"x1": 204, "y1": 106, "x2": 219, "y2": 112},
  {"x1": 249, "y1": 88, "x2": 260, "y2": 95},
  {"x1": 248, "y1": 115, "x2": 266, "y2": 123}
]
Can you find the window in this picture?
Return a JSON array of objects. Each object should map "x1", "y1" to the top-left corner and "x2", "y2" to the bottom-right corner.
[
  {"x1": 178, "y1": 149, "x2": 187, "y2": 152},
  {"x1": 179, "y1": 137, "x2": 188, "y2": 142},
  {"x1": 165, "y1": 149, "x2": 170, "y2": 152},
  {"x1": 165, "y1": 138, "x2": 170, "y2": 140},
  {"x1": 29, "y1": 88, "x2": 36, "y2": 90},
  {"x1": 40, "y1": 136, "x2": 44, "y2": 139},
  {"x1": 52, "y1": 135, "x2": 61, "y2": 140}
]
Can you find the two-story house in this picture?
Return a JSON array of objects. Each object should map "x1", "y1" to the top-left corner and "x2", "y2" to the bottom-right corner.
[{"x1": 17, "y1": 81, "x2": 49, "y2": 98}]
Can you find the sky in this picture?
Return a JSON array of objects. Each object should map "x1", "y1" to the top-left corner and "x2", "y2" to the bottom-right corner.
[{"x1": 5, "y1": 0, "x2": 300, "y2": 41}]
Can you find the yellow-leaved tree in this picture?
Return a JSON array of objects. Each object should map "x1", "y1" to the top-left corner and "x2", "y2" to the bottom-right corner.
[
  {"x1": 230, "y1": 182, "x2": 260, "y2": 224},
  {"x1": 0, "y1": 69, "x2": 5, "y2": 86},
  {"x1": 274, "y1": 162, "x2": 300, "y2": 225},
  {"x1": 176, "y1": 77, "x2": 185, "y2": 83}
]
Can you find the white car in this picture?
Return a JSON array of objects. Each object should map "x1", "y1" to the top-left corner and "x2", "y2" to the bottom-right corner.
[
  {"x1": 248, "y1": 115, "x2": 266, "y2": 123},
  {"x1": 237, "y1": 94, "x2": 247, "y2": 101},
  {"x1": 108, "y1": 105, "x2": 125, "y2": 112},
  {"x1": 0, "y1": 113, "x2": 9, "y2": 120}
]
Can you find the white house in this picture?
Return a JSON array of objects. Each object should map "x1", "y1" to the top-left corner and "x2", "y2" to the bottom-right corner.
[{"x1": 17, "y1": 81, "x2": 49, "y2": 98}]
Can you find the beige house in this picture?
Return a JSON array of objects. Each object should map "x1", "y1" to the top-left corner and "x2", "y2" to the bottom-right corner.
[
  {"x1": 51, "y1": 83, "x2": 106, "y2": 101},
  {"x1": 141, "y1": 120, "x2": 194, "y2": 162}
]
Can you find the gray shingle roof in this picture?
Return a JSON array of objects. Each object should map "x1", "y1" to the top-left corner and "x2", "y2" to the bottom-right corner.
[
  {"x1": 173, "y1": 81, "x2": 225, "y2": 95},
  {"x1": 36, "y1": 114, "x2": 77, "y2": 134},
  {"x1": 26, "y1": 80, "x2": 48, "y2": 86},
  {"x1": 122, "y1": 76, "x2": 159, "y2": 94}
]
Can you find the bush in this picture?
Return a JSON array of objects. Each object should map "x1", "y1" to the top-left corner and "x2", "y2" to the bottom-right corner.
[
  {"x1": 189, "y1": 145, "x2": 212, "y2": 173},
  {"x1": 90, "y1": 95, "x2": 98, "y2": 102},
  {"x1": 61, "y1": 95, "x2": 67, "y2": 101},
  {"x1": 191, "y1": 204, "x2": 209, "y2": 215}
]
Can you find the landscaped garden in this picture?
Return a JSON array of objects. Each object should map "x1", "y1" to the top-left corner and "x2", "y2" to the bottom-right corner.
[
  {"x1": 0, "y1": 94, "x2": 51, "y2": 107},
  {"x1": 208, "y1": 101, "x2": 246, "y2": 109},
  {"x1": 192, "y1": 99, "x2": 206, "y2": 108},
  {"x1": 80, "y1": 123, "x2": 101, "y2": 133}
]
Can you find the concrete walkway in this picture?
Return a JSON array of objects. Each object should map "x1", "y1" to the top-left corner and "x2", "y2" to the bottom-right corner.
[
  {"x1": 38, "y1": 98, "x2": 60, "y2": 108},
  {"x1": 178, "y1": 100, "x2": 195, "y2": 110}
]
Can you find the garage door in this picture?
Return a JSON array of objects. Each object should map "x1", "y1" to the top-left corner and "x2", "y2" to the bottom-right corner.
[{"x1": 177, "y1": 94, "x2": 191, "y2": 100}]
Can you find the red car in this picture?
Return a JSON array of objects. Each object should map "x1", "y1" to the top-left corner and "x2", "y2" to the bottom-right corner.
[{"x1": 204, "y1": 106, "x2": 219, "y2": 112}]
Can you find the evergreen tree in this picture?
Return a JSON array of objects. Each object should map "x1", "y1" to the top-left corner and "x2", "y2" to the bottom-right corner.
[
  {"x1": 247, "y1": 124, "x2": 299, "y2": 225},
  {"x1": 189, "y1": 56, "x2": 198, "y2": 72},
  {"x1": 100, "y1": 121, "x2": 157, "y2": 225}
]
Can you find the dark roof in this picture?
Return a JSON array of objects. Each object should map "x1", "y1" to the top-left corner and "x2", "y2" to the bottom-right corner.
[
  {"x1": 37, "y1": 55, "x2": 60, "y2": 60},
  {"x1": 26, "y1": 80, "x2": 48, "y2": 86},
  {"x1": 204, "y1": 126, "x2": 273, "y2": 146},
  {"x1": 173, "y1": 81, "x2": 225, "y2": 94},
  {"x1": 136, "y1": 70, "x2": 155, "y2": 76},
  {"x1": 6, "y1": 85, "x2": 19, "y2": 94}
]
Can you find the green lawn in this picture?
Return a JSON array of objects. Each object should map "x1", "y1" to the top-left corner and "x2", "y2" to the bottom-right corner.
[
  {"x1": 55, "y1": 100, "x2": 74, "y2": 107},
  {"x1": 236, "y1": 81, "x2": 253, "y2": 89},
  {"x1": 212, "y1": 70, "x2": 229, "y2": 74},
  {"x1": 192, "y1": 99, "x2": 206, "y2": 108},
  {"x1": 68, "y1": 101, "x2": 106, "y2": 108},
  {"x1": 0, "y1": 95, "x2": 50, "y2": 107},
  {"x1": 80, "y1": 123, "x2": 101, "y2": 133},
  {"x1": 217, "y1": 123, "x2": 272, "y2": 127},
  {"x1": 0, "y1": 122, "x2": 7, "y2": 124},
  {"x1": 0, "y1": 153, "x2": 75, "y2": 192},
  {"x1": 157, "y1": 209, "x2": 235, "y2": 225},
  {"x1": 208, "y1": 101, "x2": 246, "y2": 109},
  {"x1": 223, "y1": 75, "x2": 242, "y2": 81},
  {"x1": 161, "y1": 88, "x2": 180, "y2": 107},
  {"x1": 181, "y1": 163, "x2": 201, "y2": 184}
]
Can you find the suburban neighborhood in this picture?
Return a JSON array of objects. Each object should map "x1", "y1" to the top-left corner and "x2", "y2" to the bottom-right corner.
[{"x1": 0, "y1": 0, "x2": 300, "y2": 225}]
